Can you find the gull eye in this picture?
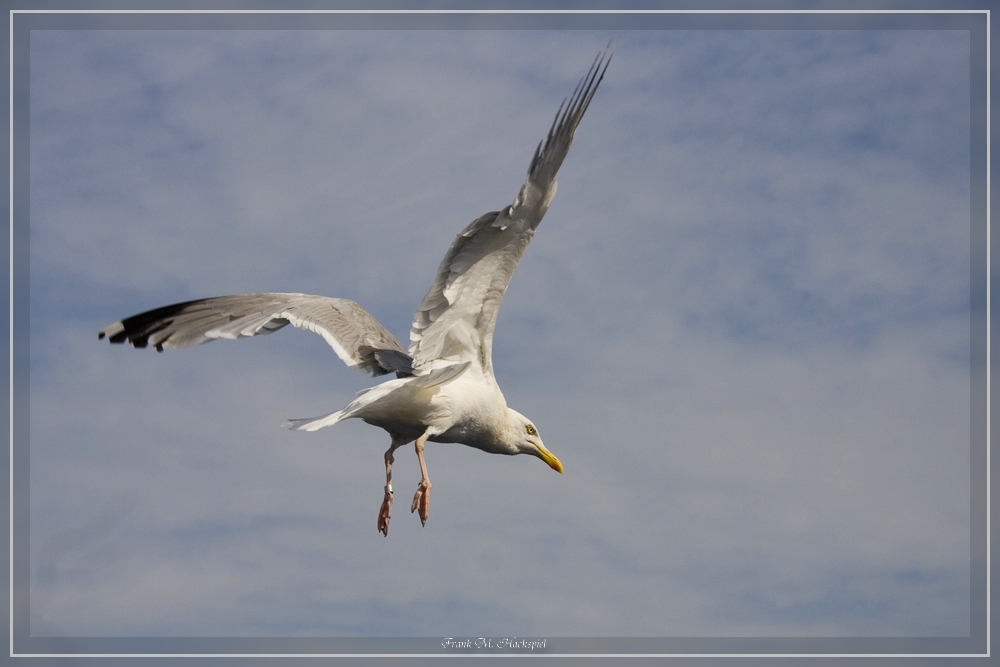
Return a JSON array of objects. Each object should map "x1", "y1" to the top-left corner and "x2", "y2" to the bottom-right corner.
[{"x1": 526, "y1": 425, "x2": 537, "y2": 436}]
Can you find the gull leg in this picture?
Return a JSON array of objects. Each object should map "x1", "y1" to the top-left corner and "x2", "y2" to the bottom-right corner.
[
  {"x1": 378, "y1": 435, "x2": 409, "y2": 536},
  {"x1": 410, "y1": 431, "x2": 432, "y2": 526}
]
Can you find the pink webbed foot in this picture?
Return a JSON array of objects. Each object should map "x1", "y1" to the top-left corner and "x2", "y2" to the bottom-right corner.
[
  {"x1": 377, "y1": 485, "x2": 393, "y2": 536},
  {"x1": 410, "y1": 480, "x2": 431, "y2": 526}
]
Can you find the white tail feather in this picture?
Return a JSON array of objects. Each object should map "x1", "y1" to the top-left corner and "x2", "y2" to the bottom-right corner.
[
  {"x1": 285, "y1": 409, "x2": 346, "y2": 432},
  {"x1": 284, "y1": 362, "x2": 470, "y2": 434}
]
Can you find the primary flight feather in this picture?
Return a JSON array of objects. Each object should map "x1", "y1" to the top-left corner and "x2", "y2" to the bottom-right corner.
[{"x1": 99, "y1": 49, "x2": 611, "y2": 535}]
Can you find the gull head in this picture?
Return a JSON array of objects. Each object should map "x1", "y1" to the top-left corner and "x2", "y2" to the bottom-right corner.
[{"x1": 505, "y1": 408, "x2": 563, "y2": 473}]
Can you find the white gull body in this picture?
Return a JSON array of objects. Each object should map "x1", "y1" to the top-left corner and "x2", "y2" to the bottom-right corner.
[{"x1": 99, "y1": 50, "x2": 610, "y2": 535}]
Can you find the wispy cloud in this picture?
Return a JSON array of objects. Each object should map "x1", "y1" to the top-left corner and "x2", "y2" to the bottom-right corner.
[{"x1": 28, "y1": 28, "x2": 970, "y2": 637}]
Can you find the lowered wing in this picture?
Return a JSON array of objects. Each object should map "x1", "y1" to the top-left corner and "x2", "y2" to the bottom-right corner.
[{"x1": 99, "y1": 293, "x2": 413, "y2": 377}]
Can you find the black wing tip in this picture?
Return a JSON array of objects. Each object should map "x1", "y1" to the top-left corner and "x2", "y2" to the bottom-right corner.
[
  {"x1": 99, "y1": 323, "x2": 131, "y2": 345},
  {"x1": 528, "y1": 47, "x2": 612, "y2": 179},
  {"x1": 99, "y1": 298, "x2": 213, "y2": 351}
]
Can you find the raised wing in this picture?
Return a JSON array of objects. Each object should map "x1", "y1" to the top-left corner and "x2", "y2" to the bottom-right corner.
[
  {"x1": 99, "y1": 293, "x2": 413, "y2": 377},
  {"x1": 408, "y1": 49, "x2": 611, "y2": 375}
]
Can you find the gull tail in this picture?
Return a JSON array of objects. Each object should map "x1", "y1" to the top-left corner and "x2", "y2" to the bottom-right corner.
[
  {"x1": 285, "y1": 409, "x2": 347, "y2": 432},
  {"x1": 283, "y1": 378, "x2": 406, "y2": 432},
  {"x1": 284, "y1": 362, "x2": 470, "y2": 433}
]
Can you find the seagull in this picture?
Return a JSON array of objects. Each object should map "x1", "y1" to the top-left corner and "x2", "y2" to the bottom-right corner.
[{"x1": 99, "y1": 49, "x2": 611, "y2": 535}]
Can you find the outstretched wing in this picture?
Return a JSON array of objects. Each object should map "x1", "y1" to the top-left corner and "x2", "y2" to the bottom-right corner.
[
  {"x1": 99, "y1": 293, "x2": 413, "y2": 377},
  {"x1": 408, "y1": 49, "x2": 611, "y2": 375}
]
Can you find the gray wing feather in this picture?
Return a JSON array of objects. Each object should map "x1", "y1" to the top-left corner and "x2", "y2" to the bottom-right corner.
[
  {"x1": 99, "y1": 293, "x2": 412, "y2": 377},
  {"x1": 409, "y1": 49, "x2": 611, "y2": 375}
]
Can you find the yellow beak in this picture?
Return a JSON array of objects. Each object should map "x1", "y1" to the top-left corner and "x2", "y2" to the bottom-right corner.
[{"x1": 536, "y1": 446, "x2": 563, "y2": 474}]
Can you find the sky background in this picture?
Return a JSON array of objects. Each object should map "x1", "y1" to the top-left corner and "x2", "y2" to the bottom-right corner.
[{"x1": 26, "y1": 28, "x2": 971, "y2": 638}]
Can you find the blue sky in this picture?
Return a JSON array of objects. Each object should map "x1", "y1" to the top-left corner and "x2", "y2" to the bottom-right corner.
[{"x1": 26, "y1": 28, "x2": 971, "y2": 638}]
